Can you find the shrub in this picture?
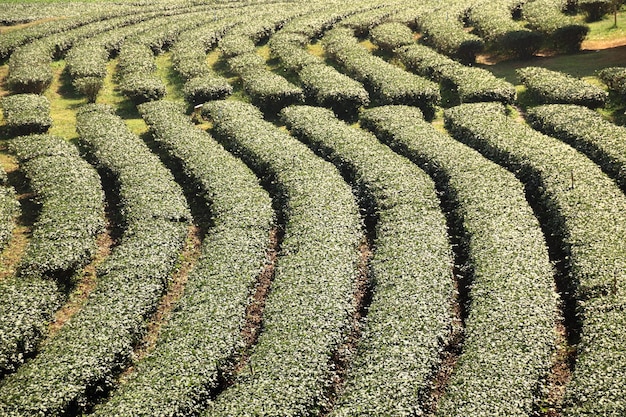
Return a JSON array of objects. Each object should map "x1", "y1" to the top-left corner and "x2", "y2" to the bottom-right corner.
[
  {"x1": 0, "y1": 104, "x2": 190, "y2": 416},
  {"x1": 361, "y1": 105, "x2": 555, "y2": 417},
  {"x1": 201, "y1": 100, "x2": 361, "y2": 417},
  {"x1": 0, "y1": 134, "x2": 104, "y2": 378},
  {"x1": 90, "y1": 100, "x2": 272, "y2": 416},
  {"x1": 6, "y1": 42, "x2": 54, "y2": 94},
  {"x1": 416, "y1": 11, "x2": 484, "y2": 63},
  {"x1": 369, "y1": 21, "x2": 414, "y2": 51},
  {"x1": 299, "y1": 63, "x2": 370, "y2": 116},
  {"x1": 468, "y1": 3, "x2": 542, "y2": 57},
  {"x1": 523, "y1": 0, "x2": 588, "y2": 52},
  {"x1": 578, "y1": 0, "x2": 611, "y2": 21},
  {"x1": 282, "y1": 105, "x2": 453, "y2": 416},
  {"x1": 396, "y1": 43, "x2": 516, "y2": 104},
  {"x1": 517, "y1": 66, "x2": 607, "y2": 108},
  {"x1": 598, "y1": 66, "x2": 626, "y2": 96},
  {"x1": 1, "y1": 94, "x2": 52, "y2": 135},
  {"x1": 323, "y1": 27, "x2": 440, "y2": 118},
  {"x1": 527, "y1": 104, "x2": 626, "y2": 192},
  {"x1": 444, "y1": 102, "x2": 626, "y2": 417},
  {"x1": 182, "y1": 75, "x2": 232, "y2": 104}
]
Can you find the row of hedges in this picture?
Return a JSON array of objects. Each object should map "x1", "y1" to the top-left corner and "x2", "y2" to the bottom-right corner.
[
  {"x1": 281, "y1": 105, "x2": 454, "y2": 416},
  {"x1": 1, "y1": 94, "x2": 52, "y2": 135},
  {"x1": 369, "y1": 21, "x2": 414, "y2": 51},
  {"x1": 0, "y1": 105, "x2": 190, "y2": 416},
  {"x1": 0, "y1": 134, "x2": 105, "y2": 378},
  {"x1": 323, "y1": 26, "x2": 440, "y2": 118},
  {"x1": 268, "y1": 7, "x2": 372, "y2": 116},
  {"x1": 361, "y1": 105, "x2": 556, "y2": 417},
  {"x1": 598, "y1": 66, "x2": 626, "y2": 96},
  {"x1": 0, "y1": 167, "x2": 17, "y2": 253},
  {"x1": 522, "y1": 0, "x2": 588, "y2": 52},
  {"x1": 415, "y1": 5, "x2": 485, "y2": 63},
  {"x1": 444, "y1": 102, "x2": 626, "y2": 417},
  {"x1": 117, "y1": 42, "x2": 166, "y2": 104},
  {"x1": 170, "y1": 11, "x2": 239, "y2": 105},
  {"x1": 91, "y1": 100, "x2": 273, "y2": 416},
  {"x1": 468, "y1": 1, "x2": 542, "y2": 57},
  {"x1": 517, "y1": 66, "x2": 607, "y2": 108},
  {"x1": 201, "y1": 100, "x2": 362, "y2": 416},
  {"x1": 527, "y1": 104, "x2": 626, "y2": 192},
  {"x1": 395, "y1": 42, "x2": 516, "y2": 104}
]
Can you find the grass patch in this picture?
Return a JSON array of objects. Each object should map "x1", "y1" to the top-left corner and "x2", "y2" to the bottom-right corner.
[
  {"x1": 479, "y1": 46, "x2": 626, "y2": 83},
  {"x1": 307, "y1": 42, "x2": 325, "y2": 59},
  {"x1": 583, "y1": 7, "x2": 626, "y2": 46},
  {"x1": 97, "y1": 59, "x2": 148, "y2": 136},
  {"x1": 45, "y1": 60, "x2": 86, "y2": 140},
  {"x1": 155, "y1": 52, "x2": 185, "y2": 103}
]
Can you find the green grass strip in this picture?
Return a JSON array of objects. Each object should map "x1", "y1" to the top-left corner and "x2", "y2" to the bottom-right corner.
[
  {"x1": 201, "y1": 100, "x2": 361, "y2": 416},
  {"x1": 444, "y1": 102, "x2": 626, "y2": 417},
  {"x1": 361, "y1": 105, "x2": 556, "y2": 417},
  {"x1": 281, "y1": 105, "x2": 453, "y2": 416}
]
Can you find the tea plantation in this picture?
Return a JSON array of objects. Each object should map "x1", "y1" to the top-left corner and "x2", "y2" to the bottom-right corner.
[{"x1": 0, "y1": 0, "x2": 625, "y2": 416}]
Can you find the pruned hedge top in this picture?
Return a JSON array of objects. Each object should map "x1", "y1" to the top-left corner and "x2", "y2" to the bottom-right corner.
[
  {"x1": 1, "y1": 94, "x2": 52, "y2": 135},
  {"x1": 517, "y1": 66, "x2": 607, "y2": 108}
]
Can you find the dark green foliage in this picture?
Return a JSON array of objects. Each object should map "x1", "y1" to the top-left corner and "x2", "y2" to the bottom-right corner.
[
  {"x1": 517, "y1": 66, "x2": 607, "y2": 108},
  {"x1": 299, "y1": 63, "x2": 370, "y2": 116},
  {"x1": 282, "y1": 105, "x2": 453, "y2": 416},
  {"x1": 0, "y1": 167, "x2": 17, "y2": 253},
  {"x1": 527, "y1": 104, "x2": 626, "y2": 192},
  {"x1": 598, "y1": 66, "x2": 626, "y2": 96},
  {"x1": 578, "y1": 0, "x2": 611, "y2": 21},
  {"x1": 416, "y1": 11, "x2": 484, "y2": 63},
  {"x1": 468, "y1": 3, "x2": 542, "y2": 57},
  {"x1": 523, "y1": 0, "x2": 589, "y2": 52},
  {"x1": 444, "y1": 102, "x2": 626, "y2": 417},
  {"x1": 396, "y1": 43, "x2": 516, "y2": 105},
  {"x1": 324, "y1": 27, "x2": 440, "y2": 118},
  {"x1": 1, "y1": 94, "x2": 52, "y2": 135},
  {"x1": 361, "y1": 105, "x2": 556, "y2": 417},
  {"x1": 201, "y1": 100, "x2": 361, "y2": 417}
]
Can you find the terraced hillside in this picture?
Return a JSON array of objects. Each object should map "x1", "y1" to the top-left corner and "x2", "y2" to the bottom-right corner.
[{"x1": 0, "y1": 0, "x2": 625, "y2": 416}]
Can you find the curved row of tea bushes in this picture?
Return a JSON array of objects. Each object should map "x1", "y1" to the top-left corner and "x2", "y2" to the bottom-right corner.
[
  {"x1": 527, "y1": 104, "x2": 626, "y2": 193},
  {"x1": 1, "y1": 94, "x2": 52, "y2": 135},
  {"x1": 268, "y1": 5, "x2": 372, "y2": 116},
  {"x1": 0, "y1": 105, "x2": 190, "y2": 416},
  {"x1": 395, "y1": 42, "x2": 516, "y2": 104},
  {"x1": 117, "y1": 42, "x2": 167, "y2": 104},
  {"x1": 201, "y1": 100, "x2": 362, "y2": 416},
  {"x1": 323, "y1": 26, "x2": 440, "y2": 118},
  {"x1": 444, "y1": 102, "x2": 626, "y2": 417},
  {"x1": 9, "y1": 135, "x2": 105, "y2": 280},
  {"x1": 517, "y1": 66, "x2": 607, "y2": 108},
  {"x1": 598, "y1": 66, "x2": 626, "y2": 96},
  {"x1": 336, "y1": 4, "x2": 398, "y2": 37},
  {"x1": 281, "y1": 105, "x2": 454, "y2": 417},
  {"x1": 414, "y1": 4, "x2": 484, "y2": 63},
  {"x1": 0, "y1": 4, "x2": 142, "y2": 58},
  {"x1": 522, "y1": 0, "x2": 588, "y2": 52},
  {"x1": 90, "y1": 100, "x2": 273, "y2": 416},
  {"x1": 0, "y1": 167, "x2": 17, "y2": 253},
  {"x1": 65, "y1": 6, "x2": 221, "y2": 102},
  {"x1": 360, "y1": 105, "x2": 556, "y2": 417},
  {"x1": 468, "y1": 1, "x2": 542, "y2": 57},
  {"x1": 0, "y1": 134, "x2": 105, "y2": 377},
  {"x1": 6, "y1": 10, "x2": 179, "y2": 94}
]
